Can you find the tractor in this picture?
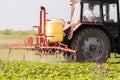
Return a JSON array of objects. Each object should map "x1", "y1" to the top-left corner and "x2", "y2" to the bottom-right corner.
[
  {"x1": 63, "y1": 0, "x2": 120, "y2": 62},
  {"x1": 10, "y1": 0, "x2": 120, "y2": 62}
]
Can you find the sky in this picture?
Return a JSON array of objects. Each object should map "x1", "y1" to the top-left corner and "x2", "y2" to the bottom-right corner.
[{"x1": 0, "y1": 0, "x2": 70, "y2": 30}]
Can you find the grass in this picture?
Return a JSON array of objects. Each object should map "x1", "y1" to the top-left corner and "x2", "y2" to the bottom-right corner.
[
  {"x1": 0, "y1": 49, "x2": 120, "y2": 63},
  {"x1": 0, "y1": 29, "x2": 35, "y2": 39},
  {"x1": 0, "y1": 29, "x2": 36, "y2": 48},
  {"x1": 0, "y1": 49, "x2": 65, "y2": 62}
]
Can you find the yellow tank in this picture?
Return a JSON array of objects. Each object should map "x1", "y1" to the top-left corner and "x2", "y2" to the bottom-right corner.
[
  {"x1": 46, "y1": 34, "x2": 63, "y2": 43},
  {"x1": 45, "y1": 20, "x2": 64, "y2": 43},
  {"x1": 46, "y1": 21, "x2": 63, "y2": 34}
]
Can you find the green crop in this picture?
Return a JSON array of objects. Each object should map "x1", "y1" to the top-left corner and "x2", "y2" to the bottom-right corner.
[{"x1": 0, "y1": 61, "x2": 120, "y2": 80}]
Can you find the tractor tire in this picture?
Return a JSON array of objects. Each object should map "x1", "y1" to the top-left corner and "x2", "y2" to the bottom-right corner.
[{"x1": 71, "y1": 27, "x2": 111, "y2": 62}]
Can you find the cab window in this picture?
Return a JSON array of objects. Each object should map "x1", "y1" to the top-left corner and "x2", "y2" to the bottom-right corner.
[
  {"x1": 82, "y1": 2, "x2": 101, "y2": 22},
  {"x1": 103, "y1": 3, "x2": 118, "y2": 22}
]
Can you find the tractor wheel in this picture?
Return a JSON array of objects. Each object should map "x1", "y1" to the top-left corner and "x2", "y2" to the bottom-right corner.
[{"x1": 71, "y1": 28, "x2": 111, "y2": 62}]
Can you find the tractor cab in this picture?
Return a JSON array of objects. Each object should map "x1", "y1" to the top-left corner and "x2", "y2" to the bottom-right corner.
[{"x1": 70, "y1": 0, "x2": 120, "y2": 24}]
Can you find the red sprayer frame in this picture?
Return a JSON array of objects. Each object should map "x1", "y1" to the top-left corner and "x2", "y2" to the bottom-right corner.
[{"x1": 9, "y1": 6, "x2": 76, "y2": 55}]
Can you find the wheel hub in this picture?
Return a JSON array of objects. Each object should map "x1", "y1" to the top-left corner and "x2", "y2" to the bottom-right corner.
[
  {"x1": 89, "y1": 44, "x2": 96, "y2": 52},
  {"x1": 81, "y1": 37, "x2": 103, "y2": 60}
]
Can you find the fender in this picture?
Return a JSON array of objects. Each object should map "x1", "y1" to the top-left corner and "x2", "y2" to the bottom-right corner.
[
  {"x1": 73, "y1": 22, "x2": 105, "y2": 32},
  {"x1": 64, "y1": 22, "x2": 106, "y2": 35}
]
